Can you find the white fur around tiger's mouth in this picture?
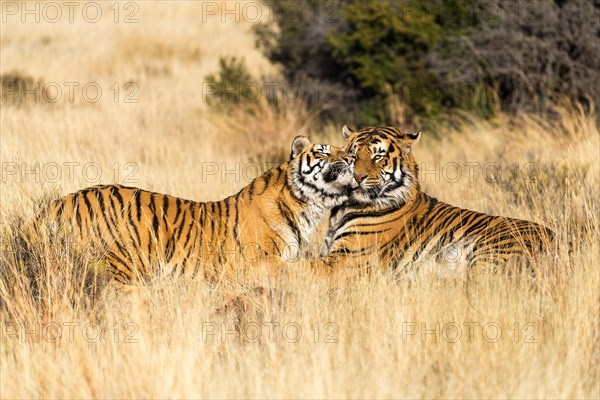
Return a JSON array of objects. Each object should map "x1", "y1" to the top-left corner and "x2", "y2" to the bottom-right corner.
[
  {"x1": 322, "y1": 162, "x2": 354, "y2": 189},
  {"x1": 350, "y1": 185, "x2": 380, "y2": 203}
]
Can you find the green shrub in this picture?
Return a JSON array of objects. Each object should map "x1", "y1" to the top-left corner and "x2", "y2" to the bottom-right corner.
[
  {"x1": 204, "y1": 56, "x2": 257, "y2": 113},
  {"x1": 328, "y1": 1, "x2": 471, "y2": 124}
]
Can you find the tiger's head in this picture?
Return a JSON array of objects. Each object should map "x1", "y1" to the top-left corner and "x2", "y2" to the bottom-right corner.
[
  {"x1": 342, "y1": 125, "x2": 421, "y2": 208},
  {"x1": 288, "y1": 136, "x2": 355, "y2": 208}
]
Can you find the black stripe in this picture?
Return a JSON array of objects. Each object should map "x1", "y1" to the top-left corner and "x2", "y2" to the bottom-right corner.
[
  {"x1": 277, "y1": 199, "x2": 301, "y2": 246},
  {"x1": 135, "y1": 189, "x2": 142, "y2": 222}
]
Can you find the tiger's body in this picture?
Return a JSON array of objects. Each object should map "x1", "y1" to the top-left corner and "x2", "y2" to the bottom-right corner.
[
  {"x1": 322, "y1": 126, "x2": 554, "y2": 275},
  {"x1": 325, "y1": 191, "x2": 554, "y2": 275},
  {"x1": 42, "y1": 137, "x2": 354, "y2": 283}
]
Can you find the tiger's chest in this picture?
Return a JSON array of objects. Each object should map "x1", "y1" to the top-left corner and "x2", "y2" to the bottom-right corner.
[{"x1": 264, "y1": 204, "x2": 325, "y2": 261}]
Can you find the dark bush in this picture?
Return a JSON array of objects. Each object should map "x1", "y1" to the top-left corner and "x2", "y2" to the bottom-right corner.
[
  {"x1": 254, "y1": 0, "x2": 600, "y2": 126},
  {"x1": 253, "y1": 0, "x2": 360, "y2": 122},
  {"x1": 427, "y1": 0, "x2": 600, "y2": 116},
  {"x1": 254, "y1": 0, "x2": 487, "y2": 125}
]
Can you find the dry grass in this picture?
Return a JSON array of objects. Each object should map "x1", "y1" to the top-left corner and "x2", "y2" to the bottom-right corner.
[{"x1": 1, "y1": 2, "x2": 598, "y2": 399}]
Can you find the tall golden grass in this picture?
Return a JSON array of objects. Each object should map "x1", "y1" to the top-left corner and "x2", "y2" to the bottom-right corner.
[{"x1": 1, "y1": 2, "x2": 598, "y2": 398}]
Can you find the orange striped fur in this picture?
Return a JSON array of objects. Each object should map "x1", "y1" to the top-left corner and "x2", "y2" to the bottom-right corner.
[
  {"x1": 321, "y1": 126, "x2": 554, "y2": 275},
  {"x1": 41, "y1": 137, "x2": 354, "y2": 283}
]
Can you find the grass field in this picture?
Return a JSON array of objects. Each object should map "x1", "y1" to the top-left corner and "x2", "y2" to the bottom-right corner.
[{"x1": 1, "y1": 2, "x2": 598, "y2": 398}]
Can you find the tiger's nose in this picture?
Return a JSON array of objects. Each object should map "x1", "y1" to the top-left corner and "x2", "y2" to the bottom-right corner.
[
  {"x1": 343, "y1": 156, "x2": 354, "y2": 165},
  {"x1": 354, "y1": 173, "x2": 367, "y2": 184}
]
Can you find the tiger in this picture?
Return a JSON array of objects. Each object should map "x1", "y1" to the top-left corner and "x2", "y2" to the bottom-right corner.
[
  {"x1": 39, "y1": 136, "x2": 354, "y2": 284},
  {"x1": 320, "y1": 125, "x2": 555, "y2": 276}
]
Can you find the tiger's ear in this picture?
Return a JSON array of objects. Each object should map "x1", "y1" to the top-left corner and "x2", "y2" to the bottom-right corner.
[
  {"x1": 342, "y1": 125, "x2": 354, "y2": 141},
  {"x1": 290, "y1": 136, "x2": 311, "y2": 160},
  {"x1": 402, "y1": 130, "x2": 421, "y2": 153}
]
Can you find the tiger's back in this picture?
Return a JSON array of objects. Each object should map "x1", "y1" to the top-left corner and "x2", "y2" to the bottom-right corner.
[
  {"x1": 327, "y1": 191, "x2": 554, "y2": 275},
  {"x1": 46, "y1": 184, "x2": 211, "y2": 282},
  {"x1": 40, "y1": 137, "x2": 354, "y2": 283}
]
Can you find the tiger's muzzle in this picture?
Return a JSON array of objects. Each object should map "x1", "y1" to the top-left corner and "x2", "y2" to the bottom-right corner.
[
  {"x1": 349, "y1": 159, "x2": 384, "y2": 203},
  {"x1": 323, "y1": 162, "x2": 350, "y2": 183}
]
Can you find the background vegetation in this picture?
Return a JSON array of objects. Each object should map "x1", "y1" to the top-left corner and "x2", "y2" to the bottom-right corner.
[
  {"x1": 248, "y1": 0, "x2": 600, "y2": 127},
  {"x1": 1, "y1": 1, "x2": 598, "y2": 398}
]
